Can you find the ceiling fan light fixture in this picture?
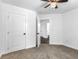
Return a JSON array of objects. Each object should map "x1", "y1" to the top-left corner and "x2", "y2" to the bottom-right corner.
[
  {"x1": 50, "y1": 2, "x2": 57, "y2": 8},
  {"x1": 42, "y1": 0, "x2": 68, "y2": 9}
]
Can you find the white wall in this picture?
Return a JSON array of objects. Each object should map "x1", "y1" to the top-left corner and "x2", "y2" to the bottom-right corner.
[
  {"x1": 0, "y1": 2, "x2": 37, "y2": 55},
  {"x1": 39, "y1": 14, "x2": 63, "y2": 44},
  {"x1": 0, "y1": 2, "x2": 4, "y2": 57},
  {"x1": 62, "y1": 9, "x2": 78, "y2": 49},
  {"x1": 39, "y1": 9, "x2": 78, "y2": 50}
]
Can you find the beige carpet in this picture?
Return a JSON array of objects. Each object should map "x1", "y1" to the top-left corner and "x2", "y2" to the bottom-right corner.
[{"x1": 1, "y1": 44, "x2": 78, "y2": 59}]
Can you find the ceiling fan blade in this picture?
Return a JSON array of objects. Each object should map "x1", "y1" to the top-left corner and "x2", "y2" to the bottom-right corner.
[
  {"x1": 41, "y1": 2, "x2": 48, "y2": 7},
  {"x1": 55, "y1": 5, "x2": 58, "y2": 9},
  {"x1": 41, "y1": 0, "x2": 48, "y2": 1},
  {"x1": 41, "y1": 0, "x2": 68, "y2": 2},
  {"x1": 44, "y1": 4, "x2": 50, "y2": 8},
  {"x1": 57, "y1": 0, "x2": 68, "y2": 2}
]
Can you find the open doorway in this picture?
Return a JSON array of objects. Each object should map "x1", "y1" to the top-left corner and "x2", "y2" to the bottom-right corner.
[
  {"x1": 40, "y1": 19, "x2": 49, "y2": 44},
  {"x1": 36, "y1": 17, "x2": 50, "y2": 47}
]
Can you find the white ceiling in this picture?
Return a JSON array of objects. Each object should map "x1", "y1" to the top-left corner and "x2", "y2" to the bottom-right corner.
[{"x1": 2, "y1": 0, "x2": 78, "y2": 14}]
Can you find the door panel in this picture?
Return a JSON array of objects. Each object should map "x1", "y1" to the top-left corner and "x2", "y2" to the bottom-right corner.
[
  {"x1": 26, "y1": 13, "x2": 36, "y2": 48},
  {"x1": 7, "y1": 13, "x2": 26, "y2": 52}
]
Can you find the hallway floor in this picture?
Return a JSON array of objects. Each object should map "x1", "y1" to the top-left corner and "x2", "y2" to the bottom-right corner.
[{"x1": 1, "y1": 44, "x2": 78, "y2": 59}]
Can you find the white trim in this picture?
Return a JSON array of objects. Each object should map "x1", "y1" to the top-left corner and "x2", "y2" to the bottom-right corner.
[
  {"x1": 49, "y1": 42, "x2": 78, "y2": 50},
  {"x1": 39, "y1": 17, "x2": 51, "y2": 45},
  {"x1": 0, "y1": 45, "x2": 36, "y2": 56},
  {"x1": 49, "y1": 42, "x2": 63, "y2": 45},
  {"x1": 26, "y1": 44, "x2": 36, "y2": 49},
  {"x1": 0, "y1": 54, "x2": 2, "y2": 58},
  {"x1": 63, "y1": 44, "x2": 78, "y2": 50}
]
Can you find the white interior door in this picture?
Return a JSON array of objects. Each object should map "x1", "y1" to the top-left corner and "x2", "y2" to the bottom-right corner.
[
  {"x1": 7, "y1": 13, "x2": 26, "y2": 52},
  {"x1": 26, "y1": 13, "x2": 36, "y2": 48}
]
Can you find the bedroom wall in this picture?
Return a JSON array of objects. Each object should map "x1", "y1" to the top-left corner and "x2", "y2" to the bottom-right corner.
[
  {"x1": 62, "y1": 8, "x2": 78, "y2": 49},
  {"x1": 39, "y1": 8, "x2": 78, "y2": 50},
  {"x1": 39, "y1": 14, "x2": 63, "y2": 45}
]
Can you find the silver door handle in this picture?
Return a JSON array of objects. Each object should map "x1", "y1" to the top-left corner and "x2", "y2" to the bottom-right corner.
[{"x1": 23, "y1": 33, "x2": 26, "y2": 35}]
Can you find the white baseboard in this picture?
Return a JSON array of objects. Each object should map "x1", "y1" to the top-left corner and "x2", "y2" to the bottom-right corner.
[
  {"x1": 49, "y1": 42, "x2": 78, "y2": 50},
  {"x1": 0, "y1": 54, "x2": 2, "y2": 58},
  {"x1": 0, "y1": 51, "x2": 9, "y2": 56},
  {"x1": 49, "y1": 42, "x2": 63, "y2": 45},
  {"x1": 0, "y1": 44, "x2": 36, "y2": 56},
  {"x1": 63, "y1": 44, "x2": 78, "y2": 50},
  {"x1": 26, "y1": 44, "x2": 36, "y2": 49},
  {"x1": 0, "y1": 52, "x2": 5, "y2": 58}
]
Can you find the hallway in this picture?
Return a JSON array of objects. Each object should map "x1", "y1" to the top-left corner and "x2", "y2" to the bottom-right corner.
[{"x1": 1, "y1": 44, "x2": 78, "y2": 59}]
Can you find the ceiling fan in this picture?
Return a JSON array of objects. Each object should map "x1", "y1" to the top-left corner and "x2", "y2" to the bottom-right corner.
[{"x1": 41, "y1": 0, "x2": 68, "y2": 9}]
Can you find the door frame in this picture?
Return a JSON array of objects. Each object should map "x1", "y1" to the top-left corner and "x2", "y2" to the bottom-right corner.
[
  {"x1": 36, "y1": 16, "x2": 51, "y2": 46},
  {"x1": 36, "y1": 16, "x2": 40, "y2": 47}
]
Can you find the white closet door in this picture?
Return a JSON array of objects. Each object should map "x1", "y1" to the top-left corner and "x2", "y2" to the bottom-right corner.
[{"x1": 7, "y1": 13, "x2": 26, "y2": 52}]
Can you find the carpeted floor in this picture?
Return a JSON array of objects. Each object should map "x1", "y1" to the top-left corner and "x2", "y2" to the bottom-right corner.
[{"x1": 1, "y1": 44, "x2": 78, "y2": 59}]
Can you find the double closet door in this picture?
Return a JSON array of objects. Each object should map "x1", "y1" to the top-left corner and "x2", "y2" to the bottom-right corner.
[{"x1": 7, "y1": 13, "x2": 26, "y2": 52}]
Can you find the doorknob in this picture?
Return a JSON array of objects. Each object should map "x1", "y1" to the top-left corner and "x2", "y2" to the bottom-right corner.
[
  {"x1": 23, "y1": 33, "x2": 26, "y2": 35},
  {"x1": 37, "y1": 33, "x2": 39, "y2": 35}
]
